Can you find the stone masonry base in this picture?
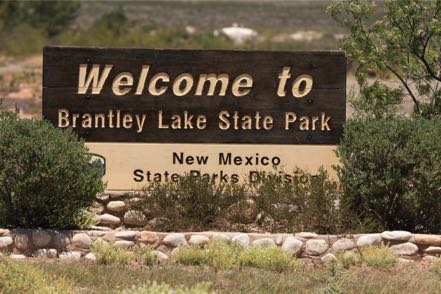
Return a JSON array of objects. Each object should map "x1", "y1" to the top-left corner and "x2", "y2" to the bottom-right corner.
[{"x1": 1, "y1": 229, "x2": 441, "y2": 263}]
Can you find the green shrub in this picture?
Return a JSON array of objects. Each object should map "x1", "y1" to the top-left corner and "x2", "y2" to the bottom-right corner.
[
  {"x1": 359, "y1": 246, "x2": 398, "y2": 270},
  {"x1": 238, "y1": 246, "x2": 294, "y2": 272},
  {"x1": 336, "y1": 251, "x2": 362, "y2": 269},
  {"x1": 137, "y1": 174, "x2": 245, "y2": 231},
  {"x1": 91, "y1": 241, "x2": 135, "y2": 265},
  {"x1": 251, "y1": 168, "x2": 342, "y2": 233},
  {"x1": 134, "y1": 245, "x2": 157, "y2": 266},
  {"x1": 73, "y1": 209, "x2": 98, "y2": 230},
  {"x1": 92, "y1": 242, "x2": 157, "y2": 266},
  {"x1": 336, "y1": 117, "x2": 441, "y2": 232},
  {"x1": 175, "y1": 240, "x2": 243, "y2": 269},
  {"x1": 122, "y1": 281, "x2": 213, "y2": 294},
  {"x1": 135, "y1": 168, "x2": 343, "y2": 233},
  {"x1": 203, "y1": 239, "x2": 243, "y2": 268},
  {"x1": 0, "y1": 257, "x2": 75, "y2": 293},
  {"x1": 175, "y1": 240, "x2": 296, "y2": 272},
  {"x1": 0, "y1": 117, "x2": 104, "y2": 228},
  {"x1": 174, "y1": 246, "x2": 207, "y2": 266}
]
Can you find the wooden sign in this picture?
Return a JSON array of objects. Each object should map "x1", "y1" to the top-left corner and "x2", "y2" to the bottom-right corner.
[
  {"x1": 43, "y1": 46, "x2": 346, "y2": 189},
  {"x1": 43, "y1": 47, "x2": 345, "y2": 144}
]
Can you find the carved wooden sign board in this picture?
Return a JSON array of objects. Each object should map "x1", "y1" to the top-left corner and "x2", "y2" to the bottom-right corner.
[{"x1": 43, "y1": 46, "x2": 346, "y2": 190}]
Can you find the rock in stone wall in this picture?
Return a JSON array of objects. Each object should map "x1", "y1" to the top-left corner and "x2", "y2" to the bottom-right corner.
[{"x1": 93, "y1": 192, "x2": 148, "y2": 229}]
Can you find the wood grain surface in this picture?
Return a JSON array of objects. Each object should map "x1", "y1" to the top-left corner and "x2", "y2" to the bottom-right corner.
[{"x1": 43, "y1": 46, "x2": 346, "y2": 144}]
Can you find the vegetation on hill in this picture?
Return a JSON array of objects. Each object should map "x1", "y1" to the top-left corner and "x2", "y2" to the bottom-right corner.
[
  {"x1": 0, "y1": 0, "x2": 80, "y2": 37},
  {"x1": 0, "y1": 1, "x2": 344, "y2": 57}
]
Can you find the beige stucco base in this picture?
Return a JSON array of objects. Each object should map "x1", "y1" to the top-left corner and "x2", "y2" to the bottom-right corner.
[{"x1": 86, "y1": 143, "x2": 340, "y2": 190}]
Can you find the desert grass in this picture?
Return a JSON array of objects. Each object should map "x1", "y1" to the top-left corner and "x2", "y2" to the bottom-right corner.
[
  {"x1": 359, "y1": 246, "x2": 399, "y2": 270},
  {"x1": 91, "y1": 241, "x2": 156, "y2": 266},
  {"x1": 4, "y1": 258, "x2": 436, "y2": 293},
  {"x1": 3, "y1": 241, "x2": 439, "y2": 293}
]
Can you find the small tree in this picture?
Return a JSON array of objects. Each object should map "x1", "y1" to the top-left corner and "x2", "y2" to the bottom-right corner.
[
  {"x1": 0, "y1": 114, "x2": 104, "y2": 228},
  {"x1": 328, "y1": 0, "x2": 441, "y2": 118}
]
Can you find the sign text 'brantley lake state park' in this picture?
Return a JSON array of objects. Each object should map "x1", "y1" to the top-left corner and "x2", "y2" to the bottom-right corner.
[{"x1": 43, "y1": 47, "x2": 346, "y2": 190}]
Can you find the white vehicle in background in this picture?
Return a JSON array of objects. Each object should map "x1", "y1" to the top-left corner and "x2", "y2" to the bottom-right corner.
[{"x1": 218, "y1": 23, "x2": 258, "y2": 45}]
